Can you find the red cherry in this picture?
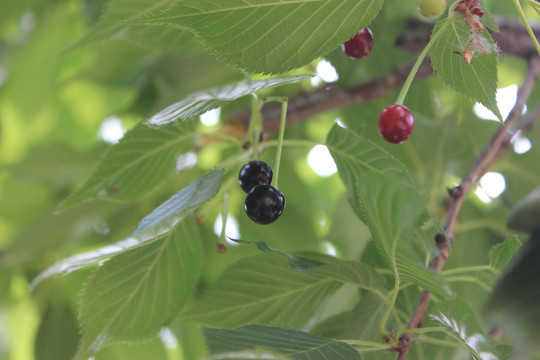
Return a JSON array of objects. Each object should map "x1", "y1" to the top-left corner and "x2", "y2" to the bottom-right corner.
[
  {"x1": 341, "y1": 28, "x2": 374, "y2": 59},
  {"x1": 378, "y1": 105, "x2": 415, "y2": 144}
]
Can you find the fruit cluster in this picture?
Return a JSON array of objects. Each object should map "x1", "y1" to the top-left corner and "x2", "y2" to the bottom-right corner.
[
  {"x1": 340, "y1": 28, "x2": 415, "y2": 144},
  {"x1": 238, "y1": 161, "x2": 285, "y2": 225}
]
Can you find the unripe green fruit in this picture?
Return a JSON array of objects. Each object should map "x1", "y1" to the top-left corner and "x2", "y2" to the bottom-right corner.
[{"x1": 416, "y1": 0, "x2": 447, "y2": 19}]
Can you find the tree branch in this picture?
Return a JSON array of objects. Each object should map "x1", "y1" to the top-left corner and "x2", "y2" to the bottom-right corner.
[
  {"x1": 396, "y1": 56, "x2": 540, "y2": 360},
  {"x1": 228, "y1": 61, "x2": 433, "y2": 133},
  {"x1": 227, "y1": 17, "x2": 539, "y2": 132},
  {"x1": 397, "y1": 17, "x2": 540, "y2": 59}
]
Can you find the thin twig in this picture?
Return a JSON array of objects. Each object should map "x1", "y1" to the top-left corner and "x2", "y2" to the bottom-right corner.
[{"x1": 396, "y1": 56, "x2": 540, "y2": 360}]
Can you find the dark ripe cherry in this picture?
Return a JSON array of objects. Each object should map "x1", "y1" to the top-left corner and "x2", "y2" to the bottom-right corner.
[
  {"x1": 341, "y1": 27, "x2": 374, "y2": 59},
  {"x1": 244, "y1": 185, "x2": 285, "y2": 225},
  {"x1": 238, "y1": 160, "x2": 273, "y2": 193},
  {"x1": 378, "y1": 104, "x2": 415, "y2": 144}
]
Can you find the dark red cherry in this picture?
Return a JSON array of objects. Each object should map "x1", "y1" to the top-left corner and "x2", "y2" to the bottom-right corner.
[
  {"x1": 244, "y1": 185, "x2": 285, "y2": 225},
  {"x1": 341, "y1": 27, "x2": 374, "y2": 59},
  {"x1": 238, "y1": 160, "x2": 273, "y2": 193},
  {"x1": 378, "y1": 104, "x2": 415, "y2": 144}
]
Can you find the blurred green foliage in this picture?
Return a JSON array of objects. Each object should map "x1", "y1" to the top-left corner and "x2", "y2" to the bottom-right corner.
[{"x1": 1, "y1": 0, "x2": 540, "y2": 359}]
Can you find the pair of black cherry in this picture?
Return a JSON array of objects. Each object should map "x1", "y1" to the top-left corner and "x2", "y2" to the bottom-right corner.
[{"x1": 238, "y1": 161, "x2": 285, "y2": 225}]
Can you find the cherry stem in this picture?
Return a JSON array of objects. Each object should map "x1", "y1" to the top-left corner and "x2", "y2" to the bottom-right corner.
[
  {"x1": 343, "y1": 339, "x2": 393, "y2": 350},
  {"x1": 395, "y1": 13, "x2": 452, "y2": 106},
  {"x1": 447, "y1": 0, "x2": 461, "y2": 17},
  {"x1": 379, "y1": 263, "x2": 400, "y2": 335},
  {"x1": 247, "y1": 95, "x2": 263, "y2": 159},
  {"x1": 513, "y1": 0, "x2": 540, "y2": 57},
  {"x1": 219, "y1": 192, "x2": 230, "y2": 243},
  {"x1": 263, "y1": 96, "x2": 288, "y2": 190},
  {"x1": 395, "y1": 326, "x2": 445, "y2": 338}
]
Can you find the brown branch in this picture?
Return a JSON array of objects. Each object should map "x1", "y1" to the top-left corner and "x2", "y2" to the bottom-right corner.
[
  {"x1": 226, "y1": 18, "x2": 540, "y2": 133},
  {"x1": 228, "y1": 61, "x2": 434, "y2": 133},
  {"x1": 397, "y1": 17, "x2": 540, "y2": 59},
  {"x1": 396, "y1": 56, "x2": 540, "y2": 360}
]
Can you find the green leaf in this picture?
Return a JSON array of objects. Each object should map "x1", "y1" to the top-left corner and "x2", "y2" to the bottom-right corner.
[
  {"x1": 3, "y1": 144, "x2": 106, "y2": 188},
  {"x1": 134, "y1": 168, "x2": 223, "y2": 236},
  {"x1": 70, "y1": 0, "x2": 202, "y2": 53},
  {"x1": 94, "y1": 337, "x2": 168, "y2": 360},
  {"x1": 326, "y1": 125, "x2": 447, "y2": 296},
  {"x1": 429, "y1": 299, "x2": 501, "y2": 360},
  {"x1": 35, "y1": 303, "x2": 79, "y2": 360},
  {"x1": 431, "y1": 16, "x2": 502, "y2": 120},
  {"x1": 128, "y1": 0, "x2": 383, "y2": 74},
  {"x1": 489, "y1": 235, "x2": 522, "y2": 271},
  {"x1": 473, "y1": 235, "x2": 523, "y2": 288},
  {"x1": 59, "y1": 121, "x2": 198, "y2": 211},
  {"x1": 179, "y1": 249, "x2": 384, "y2": 329},
  {"x1": 227, "y1": 237, "x2": 326, "y2": 271},
  {"x1": 346, "y1": 292, "x2": 389, "y2": 341},
  {"x1": 486, "y1": 234, "x2": 540, "y2": 356},
  {"x1": 354, "y1": 174, "x2": 423, "y2": 265},
  {"x1": 30, "y1": 170, "x2": 221, "y2": 289},
  {"x1": 125, "y1": 26, "x2": 204, "y2": 54},
  {"x1": 205, "y1": 325, "x2": 360, "y2": 360},
  {"x1": 147, "y1": 76, "x2": 311, "y2": 125},
  {"x1": 75, "y1": 217, "x2": 202, "y2": 359},
  {"x1": 327, "y1": 125, "x2": 414, "y2": 188},
  {"x1": 315, "y1": 259, "x2": 386, "y2": 294},
  {"x1": 326, "y1": 124, "x2": 414, "y2": 218},
  {"x1": 178, "y1": 252, "x2": 342, "y2": 328},
  {"x1": 355, "y1": 175, "x2": 450, "y2": 298},
  {"x1": 311, "y1": 311, "x2": 352, "y2": 339}
]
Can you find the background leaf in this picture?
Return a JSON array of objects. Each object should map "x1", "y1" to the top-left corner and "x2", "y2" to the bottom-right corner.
[
  {"x1": 31, "y1": 169, "x2": 221, "y2": 288},
  {"x1": 354, "y1": 174, "x2": 449, "y2": 297},
  {"x1": 178, "y1": 253, "x2": 385, "y2": 329},
  {"x1": 431, "y1": 16, "x2": 502, "y2": 120},
  {"x1": 76, "y1": 217, "x2": 202, "y2": 359},
  {"x1": 2, "y1": 0, "x2": 535, "y2": 358},
  {"x1": 94, "y1": 337, "x2": 168, "y2": 360},
  {"x1": 71, "y1": 0, "x2": 203, "y2": 53},
  {"x1": 315, "y1": 259, "x2": 387, "y2": 294},
  {"x1": 178, "y1": 252, "x2": 343, "y2": 329},
  {"x1": 486, "y1": 234, "x2": 540, "y2": 357},
  {"x1": 134, "y1": 168, "x2": 223, "y2": 236},
  {"x1": 327, "y1": 125, "x2": 448, "y2": 296},
  {"x1": 59, "y1": 121, "x2": 198, "y2": 210},
  {"x1": 473, "y1": 235, "x2": 523, "y2": 288},
  {"x1": 205, "y1": 325, "x2": 360, "y2": 360},
  {"x1": 312, "y1": 292, "x2": 389, "y2": 343},
  {"x1": 35, "y1": 302, "x2": 79, "y2": 360},
  {"x1": 130, "y1": 0, "x2": 384, "y2": 74},
  {"x1": 327, "y1": 124, "x2": 414, "y2": 219},
  {"x1": 147, "y1": 75, "x2": 311, "y2": 125},
  {"x1": 489, "y1": 235, "x2": 522, "y2": 271},
  {"x1": 429, "y1": 298, "x2": 502, "y2": 360}
]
